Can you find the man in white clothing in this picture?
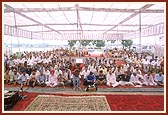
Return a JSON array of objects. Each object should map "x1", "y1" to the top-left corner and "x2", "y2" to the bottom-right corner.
[
  {"x1": 81, "y1": 67, "x2": 90, "y2": 86},
  {"x1": 44, "y1": 68, "x2": 50, "y2": 81},
  {"x1": 54, "y1": 67, "x2": 62, "y2": 76},
  {"x1": 89, "y1": 64, "x2": 97, "y2": 74},
  {"x1": 106, "y1": 69, "x2": 119, "y2": 87},
  {"x1": 130, "y1": 72, "x2": 143, "y2": 86},
  {"x1": 142, "y1": 58, "x2": 150, "y2": 74},
  {"x1": 81, "y1": 67, "x2": 90, "y2": 79},
  {"x1": 150, "y1": 58, "x2": 157, "y2": 70},
  {"x1": 143, "y1": 71, "x2": 157, "y2": 86},
  {"x1": 133, "y1": 66, "x2": 142, "y2": 75},
  {"x1": 46, "y1": 70, "x2": 58, "y2": 87}
]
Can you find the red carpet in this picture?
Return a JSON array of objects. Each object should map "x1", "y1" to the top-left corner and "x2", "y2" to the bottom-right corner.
[
  {"x1": 106, "y1": 95, "x2": 164, "y2": 111},
  {"x1": 10, "y1": 93, "x2": 38, "y2": 111},
  {"x1": 9, "y1": 92, "x2": 164, "y2": 111}
]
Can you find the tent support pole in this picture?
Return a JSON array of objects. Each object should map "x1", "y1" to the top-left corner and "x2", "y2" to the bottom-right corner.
[{"x1": 139, "y1": 11, "x2": 142, "y2": 58}]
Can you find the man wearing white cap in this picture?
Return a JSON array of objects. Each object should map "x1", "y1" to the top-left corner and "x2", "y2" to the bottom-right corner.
[{"x1": 130, "y1": 72, "x2": 143, "y2": 86}]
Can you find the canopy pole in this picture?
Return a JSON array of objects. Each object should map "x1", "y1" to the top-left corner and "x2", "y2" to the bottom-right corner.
[
  {"x1": 42, "y1": 26, "x2": 45, "y2": 51},
  {"x1": 117, "y1": 24, "x2": 119, "y2": 60},
  {"x1": 10, "y1": 35, "x2": 12, "y2": 55},
  {"x1": 77, "y1": 5, "x2": 80, "y2": 57},
  {"x1": 13, "y1": 11, "x2": 20, "y2": 52},
  {"x1": 139, "y1": 11, "x2": 142, "y2": 58},
  {"x1": 31, "y1": 32, "x2": 32, "y2": 51}
]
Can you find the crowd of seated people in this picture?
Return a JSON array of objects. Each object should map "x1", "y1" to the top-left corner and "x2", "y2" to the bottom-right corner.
[{"x1": 4, "y1": 48, "x2": 164, "y2": 91}]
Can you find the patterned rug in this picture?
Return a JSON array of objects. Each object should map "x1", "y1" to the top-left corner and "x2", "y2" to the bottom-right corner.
[{"x1": 25, "y1": 95, "x2": 111, "y2": 111}]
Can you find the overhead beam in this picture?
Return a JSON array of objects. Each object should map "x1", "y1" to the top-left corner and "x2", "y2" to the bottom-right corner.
[
  {"x1": 31, "y1": 29, "x2": 135, "y2": 33},
  {"x1": 104, "y1": 4, "x2": 154, "y2": 34},
  {"x1": 9, "y1": 23, "x2": 155, "y2": 27},
  {"x1": 5, "y1": 23, "x2": 164, "y2": 40},
  {"x1": 4, "y1": 24, "x2": 124, "y2": 40},
  {"x1": 4, "y1": 4, "x2": 61, "y2": 34},
  {"x1": 4, "y1": 7, "x2": 164, "y2": 13}
]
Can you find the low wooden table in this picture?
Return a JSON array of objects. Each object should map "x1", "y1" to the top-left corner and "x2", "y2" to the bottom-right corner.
[{"x1": 87, "y1": 85, "x2": 97, "y2": 92}]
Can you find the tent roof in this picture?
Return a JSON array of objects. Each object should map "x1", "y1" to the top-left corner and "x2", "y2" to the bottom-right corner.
[{"x1": 3, "y1": 2, "x2": 165, "y2": 40}]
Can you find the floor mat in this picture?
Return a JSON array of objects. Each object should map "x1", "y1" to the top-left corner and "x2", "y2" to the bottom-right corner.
[{"x1": 25, "y1": 95, "x2": 111, "y2": 111}]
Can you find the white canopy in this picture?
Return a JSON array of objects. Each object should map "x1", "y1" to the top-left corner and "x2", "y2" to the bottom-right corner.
[{"x1": 3, "y1": 2, "x2": 165, "y2": 40}]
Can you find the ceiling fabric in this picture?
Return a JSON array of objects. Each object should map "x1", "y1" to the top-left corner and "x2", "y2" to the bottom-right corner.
[{"x1": 3, "y1": 2, "x2": 165, "y2": 40}]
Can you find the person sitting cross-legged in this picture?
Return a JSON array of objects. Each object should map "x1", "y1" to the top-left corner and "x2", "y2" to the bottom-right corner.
[
  {"x1": 86, "y1": 72, "x2": 97, "y2": 86},
  {"x1": 130, "y1": 72, "x2": 143, "y2": 86},
  {"x1": 143, "y1": 71, "x2": 157, "y2": 86},
  {"x1": 85, "y1": 72, "x2": 97, "y2": 91},
  {"x1": 17, "y1": 70, "x2": 29, "y2": 89},
  {"x1": 57, "y1": 74, "x2": 65, "y2": 88},
  {"x1": 4, "y1": 69, "x2": 10, "y2": 84},
  {"x1": 154, "y1": 70, "x2": 164, "y2": 86},
  {"x1": 46, "y1": 70, "x2": 58, "y2": 87},
  {"x1": 27, "y1": 70, "x2": 37, "y2": 87},
  {"x1": 57, "y1": 68, "x2": 71, "y2": 87},
  {"x1": 106, "y1": 69, "x2": 119, "y2": 87},
  {"x1": 96, "y1": 70, "x2": 106, "y2": 85},
  {"x1": 37, "y1": 69, "x2": 46, "y2": 87},
  {"x1": 119, "y1": 71, "x2": 135, "y2": 87},
  {"x1": 11, "y1": 69, "x2": 20, "y2": 86}
]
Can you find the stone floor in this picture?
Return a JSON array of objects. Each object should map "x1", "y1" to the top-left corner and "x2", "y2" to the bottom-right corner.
[{"x1": 4, "y1": 86, "x2": 164, "y2": 95}]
